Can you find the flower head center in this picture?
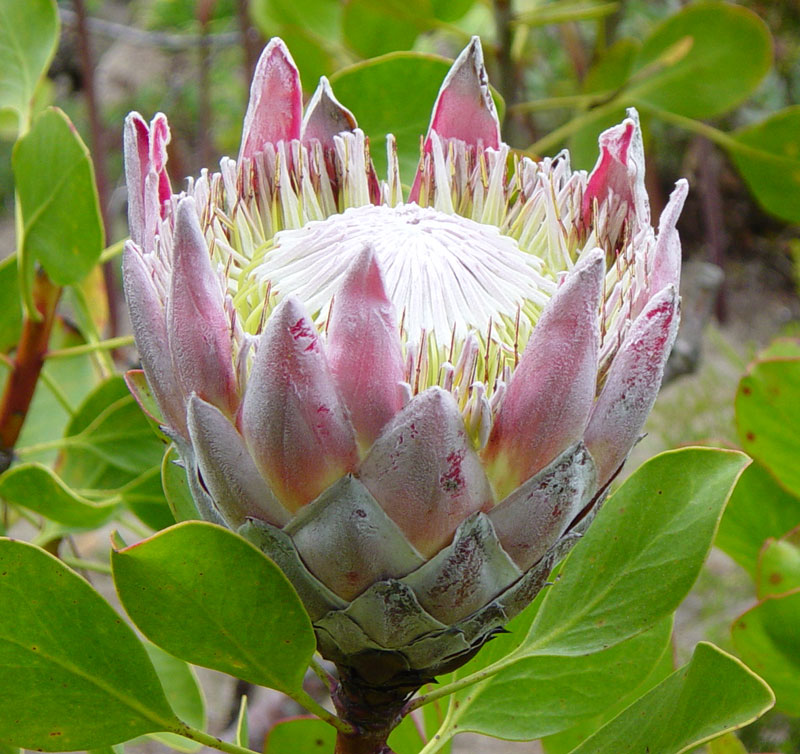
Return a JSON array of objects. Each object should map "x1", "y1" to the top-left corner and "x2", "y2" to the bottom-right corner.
[{"x1": 258, "y1": 202, "x2": 554, "y2": 353}]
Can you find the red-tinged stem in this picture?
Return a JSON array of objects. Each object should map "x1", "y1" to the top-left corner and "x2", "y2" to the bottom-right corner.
[
  {"x1": 71, "y1": 0, "x2": 119, "y2": 338},
  {"x1": 0, "y1": 270, "x2": 61, "y2": 471}
]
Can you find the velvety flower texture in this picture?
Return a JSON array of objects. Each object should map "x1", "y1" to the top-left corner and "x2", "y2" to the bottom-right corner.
[{"x1": 123, "y1": 37, "x2": 685, "y2": 696}]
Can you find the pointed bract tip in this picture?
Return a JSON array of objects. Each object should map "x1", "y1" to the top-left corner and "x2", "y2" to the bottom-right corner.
[
  {"x1": 574, "y1": 246, "x2": 605, "y2": 276},
  {"x1": 426, "y1": 35, "x2": 500, "y2": 149},
  {"x1": 173, "y1": 196, "x2": 202, "y2": 250},
  {"x1": 239, "y1": 37, "x2": 302, "y2": 162},
  {"x1": 340, "y1": 244, "x2": 388, "y2": 298},
  {"x1": 301, "y1": 76, "x2": 357, "y2": 145}
]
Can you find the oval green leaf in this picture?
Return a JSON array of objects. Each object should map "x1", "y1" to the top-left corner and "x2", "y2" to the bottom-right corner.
[
  {"x1": 0, "y1": 463, "x2": 118, "y2": 527},
  {"x1": 730, "y1": 106, "x2": 800, "y2": 224},
  {"x1": 144, "y1": 642, "x2": 206, "y2": 753},
  {"x1": 523, "y1": 447, "x2": 749, "y2": 655},
  {"x1": 716, "y1": 461, "x2": 800, "y2": 578},
  {"x1": 12, "y1": 107, "x2": 103, "y2": 285},
  {"x1": 756, "y1": 528, "x2": 800, "y2": 599},
  {"x1": 732, "y1": 589, "x2": 800, "y2": 717},
  {"x1": 736, "y1": 357, "x2": 800, "y2": 497},
  {"x1": 248, "y1": 0, "x2": 342, "y2": 86},
  {"x1": 111, "y1": 521, "x2": 315, "y2": 694},
  {"x1": 60, "y1": 376, "x2": 165, "y2": 488},
  {"x1": 342, "y1": 0, "x2": 429, "y2": 58},
  {"x1": 540, "y1": 631, "x2": 675, "y2": 754},
  {"x1": 0, "y1": 0, "x2": 57, "y2": 126},
  {"x1": 446, "y1": 616, "x2": 672, "y2": 741},
  {"x1": 567, "y1": 643, "x2": 773, "y2": 754},
  {"x1": 0, "y1": 538, "x2": 178, "y2": 750},
  {"x1": 330, "y1": 52, "x2": 450, "y2": 180},
  {"x1": 631, "y1": 1, "x2": 772, "y2": 119}
]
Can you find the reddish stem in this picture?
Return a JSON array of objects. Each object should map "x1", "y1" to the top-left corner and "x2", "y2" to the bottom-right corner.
[{"x1": 0, "y1": 270, "x2": 61, "y2": 470}]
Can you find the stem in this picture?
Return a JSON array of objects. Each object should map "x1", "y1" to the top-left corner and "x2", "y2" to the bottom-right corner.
[
  {"x1": 120, "y1": 515, "x2": 152, "y2": 539},
  {"x1": 309, "y1": 657, "x2": 336, "y2": 692},
  {"x1": 46, "y1": 335, "x2": 135, "y2": 359},
  {"x1": 632, "y1": 102, "x2": 797, "y2": 167},
  {"x1": 99, "y1": 239, "x2": 125, "y2": 264},
  {"x1": 509, "y1": 91, "x2": 614, "y2": 114},
  {"x1": 0, "y1": 269, "x2": 61, "y2": 471},
  {"x1": 291, "y1": 688, "x2": 352, "y2": 733},
  {"x1": 61, "y1": 555, "x2": 112, "y2": 574},
  {"x1": 696, "y1": 136, "x2": 728, "y2": 321},
  {"x1": 527, "y1": 97, "x2": 623, "y2": 155},
  {"x1": 406, "y1": 649, "x2": 524, "y2": 712},
  {"x1": 172, "y1": 723, "x2": 262, "y2": 754}
]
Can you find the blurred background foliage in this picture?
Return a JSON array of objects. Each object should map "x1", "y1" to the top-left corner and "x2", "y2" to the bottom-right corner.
[{"x1": 2, "y1": 1, "x2": 800, "y2": 752}]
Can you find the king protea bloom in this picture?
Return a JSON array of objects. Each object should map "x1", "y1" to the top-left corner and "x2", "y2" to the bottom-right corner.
[{"x1": 123, "y1": 37, "x2": 685, "y2": 701}]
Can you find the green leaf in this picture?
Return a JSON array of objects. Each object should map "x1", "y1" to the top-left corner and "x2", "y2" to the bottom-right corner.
[
  {"x1": 523, "y1": 447, "x2": 748, "y2": 656},
  {"x1": 0, "y1": 463, "x2": 117, "y2": 527},
  {"x1": 50, "y1": 375, "x2": 171, "y2": 529},
  {"x1": 122, "y1": 467, "x2": 175, "y2": 531},
  {"x1": 12, "y1": 108, "x2": 103, "y2": 285},
  {"x1": 0, "y1": 538, "x2": 179, "y2": 750},
  {"x1": 567, "y1": 643, "x2": 773, "y2": 754},
  {"x1": 161, "y1": 444, "x2": 201, "y2": 522},
  {"x1": 342, "y1": 0, "x2": 430, "y2": 58},
  {"x1": 736, "y1": 357, "x2": 800, "y2": 497},
  {"x1": 0, "y1": 255, "x2": 22, "y2": 352},
  {"x1": 630, "y1": 1, "x2": 772, "y2": 119},
  {"x1": 330, "y1": 53, "x2": 452, "y2": 180},
  {"x1": 112, "y1": 521, "x2": 315, "y2": 694},
  {"x1": 264, "y1": 717, "x2": 335, "y2": 754},
  {"x1": 430, "y1": 0, "x2": 473, "y2": 22},
  {"x1": 732, "y1": 589, "x2": 800, "y2": 717},
  {"x1": 444, "y1": 616, "x2": 672, "y2": 741},
  {"x1": 248, "y1": 0, "x2": 342, "y2": 85},
  {"x1": 60, "y1": 376, "x2": 165, "y2": 490},
  {"x1": 541, "y1": 633, "x2": 675, "y2": 754},
  {"x1": 758, "y1": 337, "x2": 800, "y2": 360},
  {"x1": 0, "y1": 0, "x2": 57, "y2": 127},
  {"x1": 145, "y1": 642, "x2": 206, "y2": 753},
  {"x1": 757, "y1": 529, "x2": 800, "y2": 599},
  {"x1": 716, "y1": 461, "x2": 800, "y2": 577},
  {"x1": 729, "y1": 106, "x2": 800, "y2": 224}
]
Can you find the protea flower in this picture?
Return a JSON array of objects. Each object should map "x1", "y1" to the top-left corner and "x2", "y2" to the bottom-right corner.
[{"x1": 123, "y1": 37, "x2": 685, "y2": 718}]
